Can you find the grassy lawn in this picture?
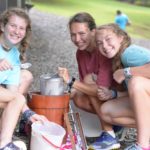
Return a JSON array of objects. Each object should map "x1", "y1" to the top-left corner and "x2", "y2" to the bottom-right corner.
[{"x1": 32, "y1": 0, "x2": 150, "y2": 39}]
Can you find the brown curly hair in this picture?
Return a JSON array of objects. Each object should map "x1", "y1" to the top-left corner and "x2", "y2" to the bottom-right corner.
[
  {"x1": 0, "y1": 7, "x2": 31, "y2": 61},
  {"x1": 97, "y1": 23, "x2": 131, "y2": 72}
]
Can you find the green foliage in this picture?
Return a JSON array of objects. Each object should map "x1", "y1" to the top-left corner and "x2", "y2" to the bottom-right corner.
[{"x1": 32, "y1": 0, "x2": 150, "y2": 39}]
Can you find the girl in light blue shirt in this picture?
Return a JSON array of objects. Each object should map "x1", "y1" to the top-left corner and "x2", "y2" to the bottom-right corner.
[
  {"x1": 96, "y1": 23, "x2": 150, "y2": 150},
  {"x1": 0, "y1": 8, "x2": 32, "y2": 150},
  {"x1": 0, "y1": 45, "x2": 21, "y2": 85}
]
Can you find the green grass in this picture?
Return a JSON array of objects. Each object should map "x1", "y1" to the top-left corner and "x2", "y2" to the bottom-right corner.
[{"x1": 32, "y1": 0, "x2": 150, "y2": 39}]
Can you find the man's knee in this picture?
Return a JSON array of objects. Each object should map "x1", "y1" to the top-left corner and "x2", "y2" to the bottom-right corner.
[
  {"x1": 73, "y1": 97, "x2": 87, "y2": 109},
  {"x1": 100, "y1": 103, "x2": 113, "y2": 122},
  {"x1": 73, "y1": 98, "x2": 81, "y2": 107},
  {"x1": 73, "y1": 93, "x2": 92, "y2": 111}
]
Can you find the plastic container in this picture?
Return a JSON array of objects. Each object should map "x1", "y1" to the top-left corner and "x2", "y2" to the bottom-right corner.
[{"x1": 30, "y1": 121, "x2": 66, "y2": 150}]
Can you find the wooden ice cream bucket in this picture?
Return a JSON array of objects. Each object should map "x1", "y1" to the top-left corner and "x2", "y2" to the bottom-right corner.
[{"x1": 28, "y1": 92, "x2": 70, "y2": 126}]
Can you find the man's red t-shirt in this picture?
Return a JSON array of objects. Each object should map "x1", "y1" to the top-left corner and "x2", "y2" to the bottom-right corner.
[{"x1": 76, "y1": 48, "x2": 113, "y2": 87}]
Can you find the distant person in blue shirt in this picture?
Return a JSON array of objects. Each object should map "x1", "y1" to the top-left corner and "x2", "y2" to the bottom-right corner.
[{"x1": 115, "y1": 10, "x2": 131, "y2": 30}]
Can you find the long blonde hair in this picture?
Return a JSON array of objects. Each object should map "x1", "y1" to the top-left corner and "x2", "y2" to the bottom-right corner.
[
  {"x1": 0, "y1": 7, "x2": 31, "y2": 61},
  {"x1": 97, "y1": 23, "x2": 131, "y2": 72}
]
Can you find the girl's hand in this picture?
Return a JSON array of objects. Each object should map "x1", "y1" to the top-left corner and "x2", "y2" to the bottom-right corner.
[
  {"x1": 0, "y1": 59, "x2": 12, "y2": 71},
  {"x1": 97, "y1": 86, "x2": 112, "y2": 101},
  {"x1": 113, "y1": 69, "x2": 125, "y2": 84},
  {"x1": 29, "y1": 113, "x2": 48, "y2": 123},
  {"x1": 58, "y1": 67, "x2": 70, "y2": 83}
]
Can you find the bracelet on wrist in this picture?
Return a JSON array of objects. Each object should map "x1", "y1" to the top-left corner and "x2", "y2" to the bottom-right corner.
[
  {"x1": 67, "y1": 77, "x2": 76, "y2": 93},
  {"x1": 123, "y1": 67, "x2": 132, "y2": 79},
  {"x1": 22, "y1": 109, "x2": 36, "y2": 121},
  {"x1": 111, "y1": 89, "x2": 118, "y2": 99}
]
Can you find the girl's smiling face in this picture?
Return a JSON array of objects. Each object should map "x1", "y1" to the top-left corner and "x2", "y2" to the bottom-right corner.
[
  {"x1": 1, "y1": 14, "x2": 27, "y2": 47},
  {"x1": 96, "y1": 29, "x2": 123, "y2": 58}
]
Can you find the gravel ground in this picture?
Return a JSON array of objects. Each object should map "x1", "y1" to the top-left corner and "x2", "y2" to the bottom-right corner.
[{"x1": 17, "y1": 8, "x2": 150, "y2": 149}]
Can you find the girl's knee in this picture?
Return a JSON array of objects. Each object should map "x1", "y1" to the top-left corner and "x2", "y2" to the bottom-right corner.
[
  {"x1": 26, "y1": 71, "x2": 33, "y2": 82},
  {"x1": 16, "y1": 93, "x2": 26, "y2": 105},
  {"x1": 128, "y1": 76, "x2": 144, "y2": 92},
  {"x1": 21, "y1": 70, "x2": 33, "y2": 83}
]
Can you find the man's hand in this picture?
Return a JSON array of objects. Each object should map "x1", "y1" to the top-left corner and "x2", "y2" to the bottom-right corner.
[
  {"x1": 58, "y1": 67, "x2": 70, "y2": 83},
  {"x1": 113, "y1": 69, "x2": 125, "y2": 84}
]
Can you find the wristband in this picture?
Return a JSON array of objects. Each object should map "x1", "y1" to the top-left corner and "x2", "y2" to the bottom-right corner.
[
  {"x1": 67, "y1": 77, "x2": 76, "y2": 93},
  {"x1": 123, "y1": 67, "x2": 132, "y2": 79},
  {"x1": 22, "y1": 109, "x2": 36, "y2": 121},
  {"x1": 111, "y1": 89, "x2": 117, "y2": 99}
]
